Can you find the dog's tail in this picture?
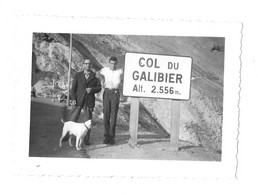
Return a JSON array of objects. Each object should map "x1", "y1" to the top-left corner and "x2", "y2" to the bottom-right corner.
[{"x1": 61, "y1": 118, "x2": 65, "y2": 123}]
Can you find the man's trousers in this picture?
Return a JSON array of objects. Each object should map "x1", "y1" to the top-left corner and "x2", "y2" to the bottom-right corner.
[{"x1": 103, "y1": 88, "x2": 120, "y2": 139}]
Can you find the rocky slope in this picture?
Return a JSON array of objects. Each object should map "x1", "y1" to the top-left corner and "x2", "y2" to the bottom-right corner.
[{"x1": 32, "y1": 33, "x2": 224, "y2": 153}]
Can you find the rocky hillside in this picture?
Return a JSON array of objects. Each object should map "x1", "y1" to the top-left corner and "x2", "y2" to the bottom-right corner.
[{"x1": 32, "y1": 33, "x2": 224, "y2": 153}]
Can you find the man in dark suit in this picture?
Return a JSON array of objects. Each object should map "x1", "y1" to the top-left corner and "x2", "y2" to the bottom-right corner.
[{"x1": 68, "y1": 58, "x2": 101, "y2": 145}]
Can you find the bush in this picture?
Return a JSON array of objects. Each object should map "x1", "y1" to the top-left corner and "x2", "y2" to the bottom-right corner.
[{"x1": 210, "y1": 44, "x2": 224, "y2": 52}]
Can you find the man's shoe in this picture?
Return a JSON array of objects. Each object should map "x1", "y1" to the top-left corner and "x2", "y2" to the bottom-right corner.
[
  {"x1": 84, "y1": 141, "x2": 91, "y2": 145},
  {"x1": 103, "y1": 138, "x2": 109, "y2": 144},
  {"x1": 109, "y1": 138, "x2": 115, "y2": 145}
]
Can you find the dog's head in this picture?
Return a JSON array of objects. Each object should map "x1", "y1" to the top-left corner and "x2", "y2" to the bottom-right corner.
[{"x1": 84, "y1": 119, "x2": 95, "y2": 129}]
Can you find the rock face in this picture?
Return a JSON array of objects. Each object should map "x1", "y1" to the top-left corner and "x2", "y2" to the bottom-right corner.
[
  {"x1": 32, "y1": 33, "x2": 224, "y2": 152},
  {"x1": 32, "y1": 33, "x2": 84, "y2": 88}
]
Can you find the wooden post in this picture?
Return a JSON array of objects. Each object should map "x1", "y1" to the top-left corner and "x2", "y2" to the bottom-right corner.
[
  {"x1": 170, "y1": 100, "x2": 180, "y2": 151},
  {"x1": 128, "y1": 97, "x2": 139, "y2": 147},
  {"x1": 67, "y1": 34, "x2": 72, "y2": 106}
]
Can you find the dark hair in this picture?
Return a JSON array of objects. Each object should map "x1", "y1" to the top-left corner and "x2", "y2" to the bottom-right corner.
[{"x1": 109, "y1": 56, "x2": 118, "y2": 62}]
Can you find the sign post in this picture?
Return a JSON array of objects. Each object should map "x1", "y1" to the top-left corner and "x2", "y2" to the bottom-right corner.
[
  {"x1": 128, "y1": 97, "x2": 140, "y2": 147},
  {"x1": 170, "y1": 100, "x2": 180, "y2": 150},
  {"x1": 123, "y1": 52, "x2": 192, "y2": 150}
]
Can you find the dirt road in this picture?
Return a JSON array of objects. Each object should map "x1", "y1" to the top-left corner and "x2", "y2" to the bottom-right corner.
[{"x1": 29, "y1": 97, "x2": 220, "y2": 161}]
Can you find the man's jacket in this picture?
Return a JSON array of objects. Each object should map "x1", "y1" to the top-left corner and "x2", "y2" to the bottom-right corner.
[{"x1": 71, "y1": 70, "x2": 101, "y2": 107}]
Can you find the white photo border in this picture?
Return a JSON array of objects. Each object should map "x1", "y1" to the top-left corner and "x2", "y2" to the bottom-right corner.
[{"x1": 9, "y1": 16, "x2": 241, "y2": 179}]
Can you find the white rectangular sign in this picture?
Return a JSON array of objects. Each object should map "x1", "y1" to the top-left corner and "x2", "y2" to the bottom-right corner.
[{"x1": 123, "y1": 52, "x2": 192, "y2": 100}]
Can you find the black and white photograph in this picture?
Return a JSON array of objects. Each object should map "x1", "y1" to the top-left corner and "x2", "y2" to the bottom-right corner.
[
  {"x1": 3, "y1": 0, "x2": 258, "y2": 194},
  {"x1": 29, "y1": 33, "x2": 224, "y2": 161},
  {"x1": 7, "y1": 17, "x2": 241, "y2": 181}
]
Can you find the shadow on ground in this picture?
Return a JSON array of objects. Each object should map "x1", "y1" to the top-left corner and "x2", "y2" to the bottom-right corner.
[{"x1": 29, "y1": 97, "x2": 90, "y2": 158}]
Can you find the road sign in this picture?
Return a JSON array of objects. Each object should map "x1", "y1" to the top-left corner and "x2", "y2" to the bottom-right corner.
[{"x1": 123, "y1": 52, "x2": 192, "y2": 100}]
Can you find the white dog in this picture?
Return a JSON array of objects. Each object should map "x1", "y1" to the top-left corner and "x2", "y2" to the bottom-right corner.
[{"x1": 59, "y1": 119, "x2": 92, "y2": 150}]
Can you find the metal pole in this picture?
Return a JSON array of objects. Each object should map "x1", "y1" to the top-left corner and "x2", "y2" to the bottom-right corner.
[{"x1": 67, "y1": 34, "x2": 72, "y2": 106}]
